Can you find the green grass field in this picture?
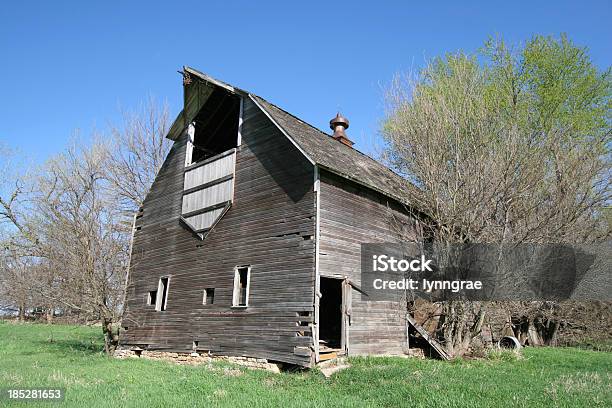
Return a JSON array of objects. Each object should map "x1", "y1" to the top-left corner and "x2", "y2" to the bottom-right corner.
[{"x1": 0, "y1": 321, "x2": 610, "y2": 407}]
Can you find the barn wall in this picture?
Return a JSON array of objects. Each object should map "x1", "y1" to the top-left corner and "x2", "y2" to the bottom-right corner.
[
  {"x1": 318, "y1": 171, "x2": 418, "y2": 355},
  {"x1": 121, "y1": 98, "x2": 316, "y2": 366}
]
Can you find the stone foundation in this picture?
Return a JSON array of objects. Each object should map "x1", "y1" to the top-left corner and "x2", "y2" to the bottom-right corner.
[
  {"x1": 114, "y1": 348, "x2": 281, "y2": 373},
  {"x1": 403, "y1": 347, "x2": 426, "y2": 358}
]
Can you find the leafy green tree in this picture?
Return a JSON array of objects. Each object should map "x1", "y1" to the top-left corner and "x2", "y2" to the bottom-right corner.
[{"x1": 383, "y1": 34, "x2": 611, "y2": 356}]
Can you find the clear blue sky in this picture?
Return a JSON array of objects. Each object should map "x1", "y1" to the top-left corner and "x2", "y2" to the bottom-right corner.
[{"x1": 1, "y1": 1, "x2": 611, "y2": 163}]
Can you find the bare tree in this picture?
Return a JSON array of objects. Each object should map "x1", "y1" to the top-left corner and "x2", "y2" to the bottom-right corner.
[
  {"x1": 0, "y1": 146, "x2": 41, "y2": 319},
  {"x1": 34, "y1": 142, "x2": 128, "y2": 352},
  {"x1": 104, "y1": 97, "x2": 172, "y2": 214},
  {"x1": 0, "y1": 246, "x2": 31, "y2": 320},
  {"x1": 0, "y1": 95, "x2": 171, "y2": 353},
  {"x1": 0, "y1": 98, "x2": 172, "y2": 353},
  {"x1": 1, "y1": 141, "x2": 128, "y2": 353}
]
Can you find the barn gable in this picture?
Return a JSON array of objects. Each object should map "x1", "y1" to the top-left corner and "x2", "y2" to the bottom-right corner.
[
  {"x1": 122, "y1": 91, "x2": 317, "y2": 366},
  {"x1": 171, "y1": 67, "x2": 417, "y2": 210}
]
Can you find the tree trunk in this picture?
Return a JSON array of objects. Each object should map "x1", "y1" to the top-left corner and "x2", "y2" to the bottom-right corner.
[
  {"x1": 439, "y1": 302, "x2": 485, "y2": 358},
  {"x1": 102, "y1": 317, "x2": 119, "y2": 355},
  {"x1": 540, "y1": 320, "x2": 560, "y2": 346},
  {"x1": 46, "y1": 306, "x2": 54, "y2": 324},
  {"x1": 527, "y1": 323, "x2": 543, "y2": 346},
  {"x1": 18, "y1": 302, "x2": 25, "y2": 321}
]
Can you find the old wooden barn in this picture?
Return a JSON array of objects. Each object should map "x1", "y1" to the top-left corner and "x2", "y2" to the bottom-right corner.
[{"x1": 120, "y1": 67, "x2": 424, "y2": 367}]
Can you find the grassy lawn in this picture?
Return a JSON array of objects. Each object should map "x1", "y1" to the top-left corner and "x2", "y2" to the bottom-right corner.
[{"x1": 0, "y1": 321, "x2": 610, "y2": 407}]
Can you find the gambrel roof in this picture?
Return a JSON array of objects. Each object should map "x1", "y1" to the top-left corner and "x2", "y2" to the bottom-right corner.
[
  {"x1": 250, "y1": 96, "x2": 419, "y2": 206},
  {"x1": 169, "y1": 67, "x2": 417, "y2": 207}
]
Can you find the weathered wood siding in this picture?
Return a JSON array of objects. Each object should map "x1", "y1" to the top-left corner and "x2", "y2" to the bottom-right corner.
[
  {"x1": 318, "y1": 171, "x2": 418, "y2": 355},
  {"x1": 184, "y1": 150, "x2": 235, "y2": 190},
  {"x1": 121, "y1": 98, "x2": 316, "y2": 366}
]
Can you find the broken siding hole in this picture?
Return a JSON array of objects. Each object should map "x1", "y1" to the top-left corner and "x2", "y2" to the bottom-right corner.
[
  {"x1": 302, "y1": 235, "x2": 313, "y2": 240},
  {"x1": 273, "y1": 232, "x2": 300, "y2": 238},
  {"x1": 297, "y1": 311, "x2": 310, "y2": 317},
  {"x1": 296, "y1": 311, "x2": 310, "y2": 336}
]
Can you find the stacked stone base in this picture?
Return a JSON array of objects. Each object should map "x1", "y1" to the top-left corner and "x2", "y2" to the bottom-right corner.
[
  {"x1": 403, "y1": 347, "x2": 426, "y2": 358},
  {"x1": 114, "y1": 348, "x2": 281, "y2": 373}
]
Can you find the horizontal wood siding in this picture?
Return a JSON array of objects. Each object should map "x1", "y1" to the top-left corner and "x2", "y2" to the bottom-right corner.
[
  {"x1": 182, "y1": 149, "x2": 236, "y2": 231},
  {"x1": 318, "y1": 171, "x2": 418, "y2": 355},
  {"x1": 184, "y1": 207, "x2": 226, "y2": 231},
  {"x1": 121, "y1": 98, "x2": 316, "y2": 366},
  {"x1": 181, "y1": 179, "x2": 233, "y2": 213},
  {"x1": 184, "y1": 151, "x2": 235, "y2": 190}
]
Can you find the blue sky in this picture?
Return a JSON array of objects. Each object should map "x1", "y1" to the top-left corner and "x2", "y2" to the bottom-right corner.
[{"x1": 1, "y1": 1, "x2": 611, "y2": 164}]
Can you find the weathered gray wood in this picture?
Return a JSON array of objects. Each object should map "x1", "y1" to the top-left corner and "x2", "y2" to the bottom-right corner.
[
  {"x1": 183, "y1": 174, "x2": 233, "y2": 195},
  {"x1": 183, "y1": 150, "x2": 235, "y2": 190},
  {"x1": 121, "y1": 97, "x2": 316, "y2": 366},
  {"x1": 184, "y1": 206, "x2": 226, "y2": 231},
  {"x1": 318, "y1": 170, "x2": 418, "y2": 356},
  {"x1": 406, "y1": 314, "x2": 450, "y2": 360},
  {"x1": 181, "y1": 179, "x2": 233, "y2": 214},
  {"x1": 123, "y1": 77, "x2": 425, "y2": 367}
]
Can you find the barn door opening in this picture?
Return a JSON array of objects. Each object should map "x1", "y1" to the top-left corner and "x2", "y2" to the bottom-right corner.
[{"x1": 319, "y1": 277, "x2": 350, "y2": 360}]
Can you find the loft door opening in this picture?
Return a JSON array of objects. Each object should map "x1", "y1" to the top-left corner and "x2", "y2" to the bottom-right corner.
[
  {"x1": 187, "y1": 88, "x2": 241, "y2": 165},
  {"x1": 319, "y1": 277, "x2": 343, "y2": 349}
]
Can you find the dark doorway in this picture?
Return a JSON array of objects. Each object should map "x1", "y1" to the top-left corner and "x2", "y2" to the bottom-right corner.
[{"x1": 319, "y1": 277, "x2": 343, "y2": 349}]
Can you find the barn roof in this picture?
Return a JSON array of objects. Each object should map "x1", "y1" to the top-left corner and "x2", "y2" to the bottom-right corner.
[
  {"x1": 174, "y1": 67, "x2": 418, "y2": 208},
  {"x1": 250, "y1": 96, "x2": 418, "y2": 206}
]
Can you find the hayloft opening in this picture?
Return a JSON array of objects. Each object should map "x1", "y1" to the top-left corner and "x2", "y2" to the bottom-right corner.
[
  {"x1": 319, "y1": 277, "x2": 343, "y2": 349},
  {"x1": 187, "y1": 88, "x2": 241, "y2": 165}
]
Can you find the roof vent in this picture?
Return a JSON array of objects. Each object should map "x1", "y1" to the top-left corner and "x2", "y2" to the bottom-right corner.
[{"x1": 329, "y1": 113, "x2": 354, "y2": 147}]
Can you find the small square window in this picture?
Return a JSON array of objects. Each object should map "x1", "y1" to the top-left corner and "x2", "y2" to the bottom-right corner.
[
  {"x1": 203, "y1": 288, "x2": 215, "y2": 305},
  {"x1": 147, "y1": 290, "x2": 157, "y2": 306}
]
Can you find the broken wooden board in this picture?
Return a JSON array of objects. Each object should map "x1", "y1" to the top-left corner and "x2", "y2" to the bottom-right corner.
[
  {"x1": 406, "y1": 314, "x2": 451, "y2": 361},
  {"x1": 319, "y1": 352, "x2": 338, "y2": 361}
]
